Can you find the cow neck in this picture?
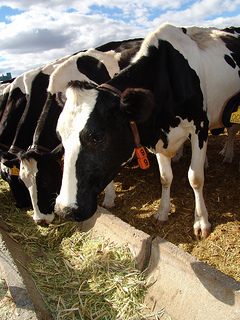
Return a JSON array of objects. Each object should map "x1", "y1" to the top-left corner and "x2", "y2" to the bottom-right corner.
[{"x1": 98, "y1": 83, "x2": 150, "y2": 169}]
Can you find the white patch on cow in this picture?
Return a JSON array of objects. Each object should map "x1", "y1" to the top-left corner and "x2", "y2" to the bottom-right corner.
[
  {"x1": 56, "y1": 87, "x2": 98, "y2": 208},
  {"x1": 3, "y1": 83, "x2": 11, "y2": 95},
  {"x1": 48, "y1": 49, "x2": 121, "y2": 94},
  {"x1": 152, "y1": 118, "x2": 193, "y2": 158},
  {"x1": 20, "y1": 159, "x2": 54, "y2": 224},
  {"x1": 0, "y1": 162, "x2": 9, "y2": 175},
  {"x1": 9, "y1": 73, "x2": 28, "y2": 95},
  {"x1": 85, "y1": 49, "x2": 121, "y2": 78},
  {"x1": 0, "y1": 83, "x2": 10, "y2": 95},
  {"x1": 132, "y1": 30, "x2": 159, "y2": 63},
  {"x1": 42, "y1": 54, "x2": 70, "y2": 77},
  {"x1": 23, "y1": 67, "x2": 42, "y2": 94}
]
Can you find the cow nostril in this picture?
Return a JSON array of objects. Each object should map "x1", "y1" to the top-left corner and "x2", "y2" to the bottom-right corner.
[{"x1": 54, "y1": 203, "x2": 78, "y2": 221}]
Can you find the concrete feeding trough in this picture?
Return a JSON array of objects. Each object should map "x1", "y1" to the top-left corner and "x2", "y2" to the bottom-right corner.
[
  {"x1": 84, "y1": 207, "x2": 240, "y2": 320},
  {"x1": 0, "y1": 206, "x2": 240, "y2": 319}
]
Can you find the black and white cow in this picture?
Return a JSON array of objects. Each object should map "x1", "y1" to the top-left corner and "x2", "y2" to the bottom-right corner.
[
  {"x1": 0, "y1": 71, "x2": 35, "y2": 208},
  {"x1": 19, "y1": 39, "x2": 143, "y2": 224},
  {"x1": 0, "y1": 57, "x2": 69, "y2": 208},
  {"x1": 55, "y1": 23, "x2": 240, "y2": 238},
  {"x1": 0, "y1": 72, "x2": 31, "y2": 153}
]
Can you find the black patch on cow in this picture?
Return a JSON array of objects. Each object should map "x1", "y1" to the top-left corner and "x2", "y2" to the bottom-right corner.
[
  {"x1": 182, "y1": 27, "x2": 187, "y2": 34},
  {"x1": 68, "y1": 80, "x2": 97, "y2": 91},
  {"x1": 96, "y1": 38, "x2": 143, "y2": 70},
  {"x1": 0, "y1": 87, "x2": 27, "y2": 146},
  {"x1": 95, "y1": 38, "x2": 143, "y2": 53},
  {"x1": 36, "y1": 155, "x2": 63, "y2": 214},
  {"x1": 11, "y1": 71, "x2": 50, "y2": 150},
  {"x1": 224, "y1": 54, "x2": 236, "y2": 68},
  {"x1": 109, "y1": 39, "x2": 207, "y2": 150},
  {"x1": 222, "y1": 91, "x2": 240, "y2": 127},
  {"x1": 0, "y1": 91, "x2": 9, "y2": 121},
  {"x1": 0, "y1": 155, "x2": 31, "y2": 208},
  {"x1": 118, "y1": 41, "x2": 143, "y2": 70},
  {"x1": 221, "y1": 30, "x2": 240, "y2": 75},
  {"x1": 77, "y1": 56, "x2": 111, "y2": 85},
  {"x1": 31, "y1": 92, "x2": 62, "y2": 150},
  {"x1": 222, "y1": 27, "x2": 240, "y2": 35}
]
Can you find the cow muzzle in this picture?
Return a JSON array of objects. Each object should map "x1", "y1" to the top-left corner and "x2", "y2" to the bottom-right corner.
[{"x1": 54, "y1": 203, "x2": 80, "y2": 221}]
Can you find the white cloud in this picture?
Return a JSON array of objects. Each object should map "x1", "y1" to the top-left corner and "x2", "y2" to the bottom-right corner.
[{"x1": 0, "y1": 0, "x2": 239, "y2": 77}]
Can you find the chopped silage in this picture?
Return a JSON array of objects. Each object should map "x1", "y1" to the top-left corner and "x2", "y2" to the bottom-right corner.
[{"x1": 0, "y1": 178, "x2": 165, "y2": 320}]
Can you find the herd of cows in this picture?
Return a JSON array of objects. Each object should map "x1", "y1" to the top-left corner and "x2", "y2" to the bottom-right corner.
[{"x1": 0, "y1": 22, "x2": 240, "y2": 239}]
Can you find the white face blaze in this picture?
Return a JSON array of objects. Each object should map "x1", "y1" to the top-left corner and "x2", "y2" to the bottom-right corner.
[
  {"x1": 20, "y1": 159, "x2": 54, "y2": 223},
  {"x1": 56, "y1": 85, "x2": 98, "y2": 208}
]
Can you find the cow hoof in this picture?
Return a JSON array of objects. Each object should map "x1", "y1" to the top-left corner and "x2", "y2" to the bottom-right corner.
[
  {"x1": 194, "y1": 226, "x2": 211, "y2": 239},
  {"x1": 102, "y1": 203, "x2": 115, "y2": 209},
  {"x1": 151, "y1": 216, "x2": 167, "y2": 225}
]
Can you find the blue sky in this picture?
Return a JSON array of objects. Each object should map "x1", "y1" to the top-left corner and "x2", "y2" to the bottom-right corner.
[{"x1": 0, "y1": 0, "x2": 240, "y2": 77}]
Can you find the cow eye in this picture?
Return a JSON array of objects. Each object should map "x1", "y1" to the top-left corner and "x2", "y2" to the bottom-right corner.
[{"x1": 93, "y1": 133, "x2": 105, "y2": 144}]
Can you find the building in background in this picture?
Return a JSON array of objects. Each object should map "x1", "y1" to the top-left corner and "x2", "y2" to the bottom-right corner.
[{"x1": 0, "y1": 73, "x2": 12, "y2": 82}]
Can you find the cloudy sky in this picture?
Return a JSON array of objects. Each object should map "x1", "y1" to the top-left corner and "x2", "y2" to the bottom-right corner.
[{"x1": 0, "y1": 0, "x2": 240, "y2": 78}]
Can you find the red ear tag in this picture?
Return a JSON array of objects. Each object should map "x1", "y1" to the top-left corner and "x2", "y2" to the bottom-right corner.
[{"x1": 135, "y1": 146, "x2": 150, "y2": 169}]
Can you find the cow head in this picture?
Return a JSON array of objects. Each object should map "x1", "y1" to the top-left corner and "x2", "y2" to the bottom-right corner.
[
  {"x1": 54, "y1": 81, "x2": 154, "y2": 221},
  {"x1": 20, "y1": 144, "x2": 64, "y2": 224},
  {"x1": 0, "y1": 152, "x2": 32, "y2": 208}
]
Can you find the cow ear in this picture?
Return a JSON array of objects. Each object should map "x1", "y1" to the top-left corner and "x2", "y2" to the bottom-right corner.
[{"x1": 120, "y1": 88, "x2": 155, "y2": 123}]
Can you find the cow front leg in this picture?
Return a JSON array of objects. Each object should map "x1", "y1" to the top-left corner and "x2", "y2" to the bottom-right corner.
[
  {"x1": 154, "y1": 153, "x2": 172, "y2": 222},
  {"x1": 188, "y1": 137, "x2": 211, "y2": 238},
  {"x1": 102, "y1": 180, "x2": 116, "y2": 208}
]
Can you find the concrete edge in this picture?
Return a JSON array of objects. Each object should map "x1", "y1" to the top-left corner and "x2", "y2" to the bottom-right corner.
[
  {"x1": 0, "y1": 218, "x2": 52, "y2": 320},
  {"x1": 145, "y1": 237, "x2": 240, "y2": 320}
]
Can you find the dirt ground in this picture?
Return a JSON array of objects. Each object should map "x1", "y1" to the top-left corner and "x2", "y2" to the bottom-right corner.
[{"x1": 98, "y1": 131, "x2": 240, "y2": 281}]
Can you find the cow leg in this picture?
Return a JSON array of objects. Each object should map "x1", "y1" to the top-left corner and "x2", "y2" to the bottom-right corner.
[
  {"x1": 220, "y1": 125, "x2": 240, "y2": 163},
  {"x1": 154, "y1": 153, "x2": 172, "y2": 222},
  {"x1": 102, "y1": 180, "x2": 116, "y2": 208},
  {"x1": 188, "y1": 136, "x2": 211, "y2": 238}
]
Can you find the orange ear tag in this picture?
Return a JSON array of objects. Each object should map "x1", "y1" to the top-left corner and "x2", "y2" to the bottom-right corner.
[
  {"x1": 135, "y1": 146, "x2": 150, "y2": 170},
  {"x1": 10, "y1": 165, "x2": 19, "y2": 176}
]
